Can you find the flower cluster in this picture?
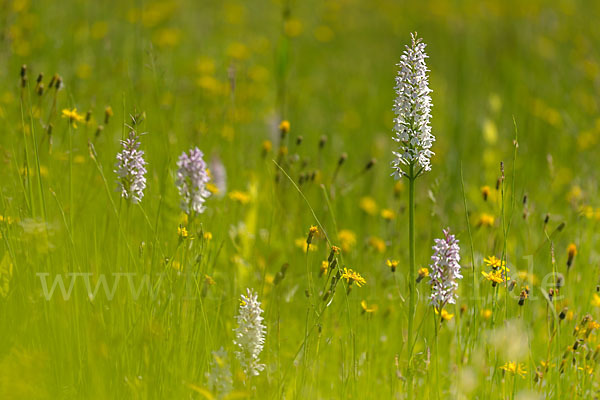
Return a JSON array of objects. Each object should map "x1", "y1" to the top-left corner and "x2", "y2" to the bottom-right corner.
[
  {"x1": 429, "y1": 228, "x2": 462, "y2": 309},
  {"x1": 114, "y1": 131, "x2": 147, "y2": 203},
  {"x1": 176, "y1": 147, "x2": 211, "y2": 214},
  {"x1": 392, "y1": 33, "x2": 435, "y2": 178},
  {"x1": 205, "y1": 347, "x2": 233, "y2": 399},
  {"x1": 233, "y1": 288, "x2": 267, "y2": 377}
]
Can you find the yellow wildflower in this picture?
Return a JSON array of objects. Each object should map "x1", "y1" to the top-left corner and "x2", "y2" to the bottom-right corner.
[
  {"x1": 279, "y1": 120, "x2": 290, "y2": 136},
  {"x1": 178, "y1": 226, "x2": 188, "y2": 239},
  {"x1": 381, "y1": 208, "x2": 396, "y2": 220},
  {"x1": 386, "y1": 259, "x2": 398, "y2": 273},
  {"x1": 481, "y1": 309, "x2": 492, "y2": 320},
  {"x1": 61, "y1": 108, "x2": 85, "y2": 128},
  {"x1": 360, "y1": 300, "x2": 378, "y2": 314},
  {"x1": 295, "y1": 238, "x2": 317, "y2": 253},
  {"x1": 567, "y1": 243, "x2": 577, "y2": 267},
  {"x1": 338, "y1": 229, "x2": 356, "y2": 253},
  {"x1": 417, "y1": 267, "x2": 429, "y2": 283},
  {"x1": 500, "y1": 362, "x2": 527, "y2": 378},
  {"x1": 481, "y1": 185, "x2": 491, "y2": 201},
  {"x1": 435, "y1": 308, "x2": 454, "y2": 321},
  {"x1": 206, "y1": 183, "x2": 219, "y2": 195},
  {"x1": 482, "y1": 270, "x2": 508, "y2": 285},
  {"x1": 359, "y1": 197, "x2": 377, "y2": 216},
  {"x1": 341, "y1": 267, "x2": 366, "y2": 287},
  {"x1": 591, "y1": 293, "x2": 600, "y2": 307},
  {"x1": 229, "y1": 190, "x2": 251, "y2": 204},
  {"x1": 478, "y1": 213, "x2": 495, "y2": 227},
  {"x1": 368, "y1": 236, "x2": 386, "y2": 253}
]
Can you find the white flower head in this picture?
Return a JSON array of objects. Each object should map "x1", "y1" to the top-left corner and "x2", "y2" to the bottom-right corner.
[
  {"x1": 205, "y1": 347, "x2": 233, "y2": 399},
  {"x1": 176, "y1": 147, "x2": 211, "y2": 214},
  {"x1": 114, "y1": 131, "x2": 147, "y2": 203},
  {"x1": 429, "y1": 228, "x2": 462, "y2": 309},
  {"x1": 233, "y1": 288, "x2": 267, "y2": 377},
  {"x1": 392, "y1": 32, "x2": 435, "y2": 179}
]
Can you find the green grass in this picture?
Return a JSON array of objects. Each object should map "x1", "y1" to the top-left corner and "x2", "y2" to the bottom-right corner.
[{"x1": 1, "y1": 0, "x2": 600, "y2": 398}]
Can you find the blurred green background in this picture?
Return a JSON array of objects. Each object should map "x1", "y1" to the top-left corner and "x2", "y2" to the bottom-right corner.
[{"x1": 1, "y1": 0, "x2": 600, "y2": 398}]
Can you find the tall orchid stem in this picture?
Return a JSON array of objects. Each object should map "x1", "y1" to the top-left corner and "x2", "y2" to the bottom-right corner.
[{"x1": 407, "y1": 163, "x2": 416, "y2": 397}]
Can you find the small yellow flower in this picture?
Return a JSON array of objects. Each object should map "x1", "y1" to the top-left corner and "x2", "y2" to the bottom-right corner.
[
  {"x1": 478, "y1": 213, "x2": 495, "y2": 227},
  {"x1": 381, "y1": 208, "x2": 396, "y2": 220},
  {"x1": 417, "y1": 267, "x2": 429, "y2": 282},
  {"x1": 434, "y1": 308, "x2": 454, "y2": 321},
  {"x1": 204, "y1": 274, "x2": 216, "y2": 285},
  {"x1": 359, "y1": 197, "x2": 378, "y2": 216},
  {"x1": 360, "y1": 300, "x2": 378, "y2": 314},
  {"x1": 104, "y1": 106, "x2": 113, "y2": 124},
  {"x1": 481, "y1": 270, "x2": 507, "y2": 284},
  {"x1": 567, "y1": 243, "x2": 577, "y2": 267},
  {"x1": 206, "y1": 183, "x2": 219, "y2": 195},
  {"x1": 295, "y1": 238, "x2": 317, "y2": 252},
  {"x1": 393, "y1": 181, "x2": 404, "y2": 196},
  {"x1": 203, "y1": 232, "x2": 212, "y2": 241},
  {"x1": 368, "y1": 236, "x2": 386, "y2": 253},
  {"x1": 481, "y1": 309, "x2": 493, "y2": 320},
  {"x1": 178, "y1": 225, "x2": 188, "y2": 239},
  {"x1": 591, "y1": 293, "x2": 600, "y2": 307},
  {"x1": 171, "y1": 261, "x2": 182, "y2": 272},
  {"x1": 262, "y1": 140, "x2": 272, "y2": 154},
  {"x1": 338, "y1": 229, "x2": 357, "y2": 253},
  {"x1": 500, "y1": 362, "x2": 527, "y2": 378},
  {"x1": 229, "y1": 190, "x2": 251, "y2": 204},
  {"x1": 61, "y1": 108, "x2": 85, "y2": 128},
  {"x1": 484, "y1": 255, "x2": 505, "y2": 269},
  {"x1": 279, "y1": 120, "x2": 290, "y2": 136},
  {"x1": 341, "y1": 267, "x2": 366, "y2": 287},
  {"x1": 481, "y1": 185, "x2": 491, "y2": 201},
  {"x1": 386, "y1": 259, "x2": 399, "y2": 273},
  {"x1": 309, "y1": 225, "x2": 318, "y2": 235},
  {"x1": 320, "y1": 261, "x2": 329, "y2": 276}
]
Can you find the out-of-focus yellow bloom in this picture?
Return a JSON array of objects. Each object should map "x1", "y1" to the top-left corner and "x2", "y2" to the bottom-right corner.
[
  {"x1": 435, "y1": 308, "x2": 454, "y2": 321},
  {"x1": 482, "y1": 118, "x2": 498, "y2": 145},
  {"x1": 381, "y1": 208, "x2": 396, "y2": 221},
  {"x1": 295, "y1": 238, "x2": 317, "y2": 253},
  {"x1": 591, "y1": 294, "x2": 600, "y2": 307},
  {"x1": 262, "y1": 140, "x2": 272, "y2": 154},
  {"x1": 338, "y1": 229, "x2": 356, "y2": 253},
  {"x1": 567, "y1": 185, "x2": 582, "y2": 203},
  {"x1": 226, "y1": 42, "x2": 249, "y2": 60},
  {"x1": 206, "y1": 183, "x2": 219, "y2": 195},
  {"x1": 500, "y1": 362, "x2": 527, "y2": 378},
  {"x1": 386, "y1": 259, "x2": 398, "y2": 272},
  {"x1": 284, "y1": 18, "x2": 303, "y2": 37},
  {"x1": 359, "y1": 197, "x2": 377, "y2": 216},
  {"x1": 478, "y1": 213, "x2": 495, "y2": 227},
  {"x1": 178, "y1": 226, "x2": 188, "y2": 239},
  {"x1": 153, "y1": 28, "x2": 181, "y2": 47},
  {"x1": 279, "y1": 120, "x2": 290, "y2": 135},
  {"x1": 90, "y1": 21, "x2": 108, "y2": 39},
  {"x1": 204, "y1": 274, "x2": 215, "y2": 285},
  {"x1": 481, "y1": 309, "x2": 493, "y2": 320},
  {"x1": 368, "y1": 236, "x2": 386, "y2": 253},
  {"x1": 481, "y1": 185, "x2": 491, "y2": 201},
  {"x1": 360, "y1": 300, "x2": 378, "y2": 314},
  {"x1": 203, "y1": 232, "x2": 212, "y2": 241},
  {"x1": 229, "y1": 190, "x2": 250, "y2": 204}
]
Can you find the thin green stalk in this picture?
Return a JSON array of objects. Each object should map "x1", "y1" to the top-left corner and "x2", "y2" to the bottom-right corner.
[{"x1": 407, "y1": 163, "x2": 416, "y2": 397}]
